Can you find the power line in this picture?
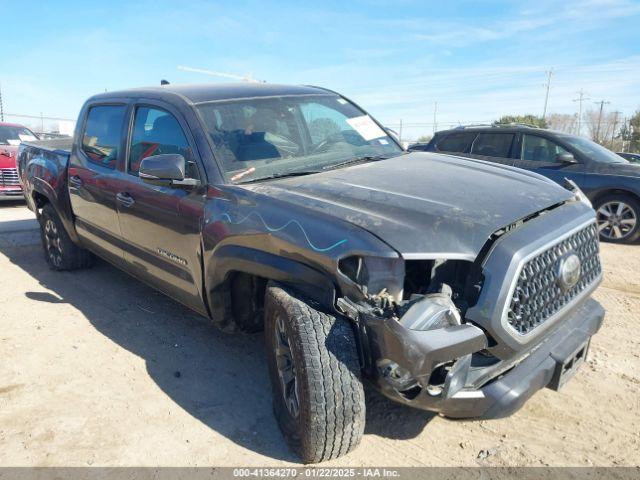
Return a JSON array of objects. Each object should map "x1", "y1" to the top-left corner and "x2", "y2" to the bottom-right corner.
[
  {"x1": 572, "y1": 89, "x2": 590, "y2": 136},
  {"x1": 4, "y1": 112, "x2": 75, "y2": 122},
  {"x1": 177, "y1": 65, "x2": 263, "y2": 83}
]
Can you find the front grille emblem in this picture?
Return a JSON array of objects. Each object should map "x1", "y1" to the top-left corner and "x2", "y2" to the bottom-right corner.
[{"x1": 557, "y1": 253, "x2": 582, "y2": 292}]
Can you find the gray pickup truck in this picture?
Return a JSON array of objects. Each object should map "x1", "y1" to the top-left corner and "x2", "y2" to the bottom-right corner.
[{"x1": 18, "y1": 83, "x2": 604, "y2": 463}]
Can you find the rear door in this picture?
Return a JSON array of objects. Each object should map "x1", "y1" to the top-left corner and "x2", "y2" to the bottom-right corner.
[
  {"x1": 512, "y1": 133, "x2": 584, "y2": 186},
  {"x1": 68, "y1": 103, "x2": 129, "y2": 265},
  {"x1": 432, "y1": 131, "x2": 477, "y2": 156},
  {"x1": 114, "y1": 102, "x2": 207, "y2": 314},
  {"x1": 468, "y1": 132, "x2": 516, "y2": 166}
]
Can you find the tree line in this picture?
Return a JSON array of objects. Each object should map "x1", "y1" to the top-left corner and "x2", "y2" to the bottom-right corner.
[{"x1": 495, "y1": 110, "x2": 639, "y2": 152}]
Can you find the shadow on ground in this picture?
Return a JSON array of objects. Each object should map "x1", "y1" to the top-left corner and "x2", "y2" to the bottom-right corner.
[{"x1": 1, "y1": 237, "x2": 434, "y2": 461}]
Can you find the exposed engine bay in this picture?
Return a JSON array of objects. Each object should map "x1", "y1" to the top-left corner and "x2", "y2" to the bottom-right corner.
[{"x1": 336, "y1": 255, "x2": 491, "y2": 403}]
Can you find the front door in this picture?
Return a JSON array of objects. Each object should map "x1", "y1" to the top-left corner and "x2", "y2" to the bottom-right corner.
[
  {"x1": 512, "y1": 133, "x2": 584, "y2": 187},
  {"x1": 114, "y1": 104, "x2": 207, "y2": 314},
  {"x1": 68, "y1": 104, "x2": 129, "y2": 265}
]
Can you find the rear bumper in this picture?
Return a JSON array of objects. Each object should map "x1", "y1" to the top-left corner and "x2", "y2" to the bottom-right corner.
[{"x1": 365, "y1": 297, "x2": 604, "y2": 419}]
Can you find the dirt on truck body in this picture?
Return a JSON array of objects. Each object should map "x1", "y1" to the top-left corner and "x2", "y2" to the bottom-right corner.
[{"x1": 18, "y1": 82, "x2": 604, "y2": 463}]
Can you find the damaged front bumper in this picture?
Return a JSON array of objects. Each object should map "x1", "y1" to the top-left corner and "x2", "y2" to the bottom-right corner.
[{"x1": 350, "y1": 295, "x2": 604, "y2": 419}]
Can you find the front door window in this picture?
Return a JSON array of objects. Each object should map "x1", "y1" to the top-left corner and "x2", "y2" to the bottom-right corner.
[{"x1": 520, "y1": 135, "x2": 569, "y2": 163}]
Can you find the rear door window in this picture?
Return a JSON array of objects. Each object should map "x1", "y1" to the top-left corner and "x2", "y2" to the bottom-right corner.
[
  {"x1": 81, "y1": 105, "x2": 126, "y2": 169},
  {"x1": 436, "y1": 132, "x2": 476, "y2": 153},
  {"x1": 471, "y1": 133, "x2": 515, "y2": 158}
]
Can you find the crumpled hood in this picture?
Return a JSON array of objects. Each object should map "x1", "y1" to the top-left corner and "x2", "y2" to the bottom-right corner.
[{"x1": 248, "y1": 152, "x2": 574, "y2": 259}]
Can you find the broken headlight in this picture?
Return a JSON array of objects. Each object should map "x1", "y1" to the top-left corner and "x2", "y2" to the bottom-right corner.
[
  {"x1": 564, "y1": 178, "x2": 592, "y2": 208},
  {"x1": 338, "y1": 255, "x2": 405, "y2": 301},
  {"x1": 399, "y1": 289, "x2": 462, "y2": 331}
]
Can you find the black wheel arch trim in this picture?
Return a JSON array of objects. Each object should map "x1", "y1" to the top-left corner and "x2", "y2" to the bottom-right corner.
[
  {"x1": 205, "y1": 244, "x2": 337, "y2": 331},
  {"x1": 30, "y1": 179, "x2": 82, "y2": 245},
  {"x1": 589, "y1": 187, "x2": 640, "y2": 207}
]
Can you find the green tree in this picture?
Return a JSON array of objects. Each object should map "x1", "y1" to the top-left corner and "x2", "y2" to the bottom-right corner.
[
  {"x1": 629, "y1": 110, "x2": 640, "y2": 152},
  {"x1": 494, "y1": 114, "x2": 548, "y2": 128}
]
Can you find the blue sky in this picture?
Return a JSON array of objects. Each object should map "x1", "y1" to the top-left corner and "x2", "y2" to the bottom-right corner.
[{"x1": 2, "y1": 0, "x2": 639, "y2": 139}]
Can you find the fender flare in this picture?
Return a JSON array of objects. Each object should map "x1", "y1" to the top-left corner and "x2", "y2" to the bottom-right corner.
[
  {"x1": 205, "y1": 244, "x2": 337, "y2": 331},
  {"x1": 30, "y1": 178, "x2": 81, "y2": 244}
]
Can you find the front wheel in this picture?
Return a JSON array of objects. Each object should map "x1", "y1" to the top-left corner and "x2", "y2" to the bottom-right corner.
[
  {"x1": 595, "y1": 194, "x2": 640, "y2": 244},
  {"x1": 264, "y1": 283, "x2": 365, "y2": 463}
]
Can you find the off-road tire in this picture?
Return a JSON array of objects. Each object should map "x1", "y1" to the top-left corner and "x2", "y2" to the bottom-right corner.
[
  {"x1": 594, "y1": 193, "x2": 640, "y2": 244},
  {"x1": 264, "y1": 283, "x2": 365, "y2": 463},
  {"x1": 39, "y1": 204, "x2": 93, "y2": 270}
]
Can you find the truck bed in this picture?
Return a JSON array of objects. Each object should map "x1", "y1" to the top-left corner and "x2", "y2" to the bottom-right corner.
[{"x1": 23, "y1": 138, "x2": 73, "y2": 155}]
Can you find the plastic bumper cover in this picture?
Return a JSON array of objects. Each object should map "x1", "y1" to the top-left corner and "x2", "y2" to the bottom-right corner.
[{"x1": 365, "y1": 297, "x2": 604, "y2": 419}]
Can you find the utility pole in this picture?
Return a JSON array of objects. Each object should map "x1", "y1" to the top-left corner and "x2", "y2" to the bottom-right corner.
[
  {"x1": 572, "y1": 89, "x2": 589, "y2": 136},
  {"x1": 594, "y1": 100, "x2": 610, "y2": 143},
  {"x1": 0, "y1": 82, "x2": 4, "y2": 122},
  {"x1": 621, "y1": 117, "x2": 629, "y2": 152},
  {"x1": 542, "y1": 68, "x2": 553, "y2": 120},
  {"x1": 610, "y1": 111, "x2": 622, "y2": 148},
  {"x1": 432, "y1": 102, "x2": 438, "y2": 134},
  {"x1": 398, "y1": 119, "x2": 403, "y2": 145}
]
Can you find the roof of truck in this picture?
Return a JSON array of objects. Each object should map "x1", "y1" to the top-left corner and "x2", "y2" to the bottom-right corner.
[{"x1": 88, "y1": 83, "x2": 332, "y2": 105}]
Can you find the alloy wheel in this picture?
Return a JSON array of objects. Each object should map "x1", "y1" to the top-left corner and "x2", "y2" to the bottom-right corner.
[
  {"x1": 274, "y1": 314, "x2": 300, "y2": 418},
  {"x1": 597, "y1": 201, "x2": 637, "y2": 240},
  {"x1": 44, "y1": 219, "x2": 63, "y2": 267}
]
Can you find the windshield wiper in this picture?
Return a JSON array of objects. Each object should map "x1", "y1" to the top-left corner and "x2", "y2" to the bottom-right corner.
[
  {"x1": 236, "y1": 170, "x2": 322, "y2": 184},
  {"x1": 321, "y1": 153, "x2": 404, "y2": 171}
]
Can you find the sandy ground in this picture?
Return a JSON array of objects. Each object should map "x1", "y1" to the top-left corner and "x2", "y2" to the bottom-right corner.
[{"x1": 0, "y1": 200, "x2": 638, "y2": 467}]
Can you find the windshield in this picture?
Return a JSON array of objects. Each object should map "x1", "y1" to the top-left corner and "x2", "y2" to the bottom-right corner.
[
  {"x1": 559, "y1": 135, "x2": 628, "y2": 164},
  {"x1": 196, "y1": 94, "x2": 403, "y2": 183},
  {"x1": 0, "y1": 125, "x2": 38, "y2": 146}
]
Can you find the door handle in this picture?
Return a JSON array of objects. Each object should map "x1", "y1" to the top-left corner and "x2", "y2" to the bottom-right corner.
[
  {"x1": 116, "y1": 192, "x2": 135, "y2": 208},
  {"x1": 69, "y1": 175, "x2": 83, "y2": 188}
]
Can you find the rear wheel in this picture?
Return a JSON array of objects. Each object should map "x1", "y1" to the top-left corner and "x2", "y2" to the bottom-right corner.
[
  {"x1": 264, "y1": 283, "x2": 365, "y2": 463},
  {"x1": 595, "y1": 194, "x2": 640, "y2": 244},
  {"x1": 39, "y1": 204, "x2": 93, "y2": 270}
]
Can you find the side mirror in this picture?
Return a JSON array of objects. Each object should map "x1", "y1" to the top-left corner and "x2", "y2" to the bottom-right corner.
[
  {"x1": 139, "y1": 154, "x2": 197, "y2": 187},
  {"x1": 557, "y1": 152, "x2": 577, "y2": 164}
]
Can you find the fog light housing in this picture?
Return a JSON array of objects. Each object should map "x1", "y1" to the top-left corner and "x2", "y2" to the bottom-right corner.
[{"x1": 377, "y1": 359, "x2": 417, "y2": 391}]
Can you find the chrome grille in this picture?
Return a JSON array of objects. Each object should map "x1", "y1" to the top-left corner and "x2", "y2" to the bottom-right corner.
[
  {"x1": 0, "y1": 168, "x2": 20, "y2": 187},
  {"x1": 507, "y1": 222, "x2": 601, "y2": 335}
]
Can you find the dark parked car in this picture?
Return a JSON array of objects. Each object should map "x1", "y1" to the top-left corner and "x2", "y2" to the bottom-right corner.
[
  {"x1": 19, "y1": 84, "x2": 604, "y2": 463},
  {"x1": 412, "y1": 125, "x2": 640, "y2": 243},
  {"x1": 618, "y1": 152, "x2": 640, "y2": 163}
]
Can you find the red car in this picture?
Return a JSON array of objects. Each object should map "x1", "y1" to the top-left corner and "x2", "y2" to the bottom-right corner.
[{"x1": 0, "y1": 122, "x2": 38, "y2": 199}]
